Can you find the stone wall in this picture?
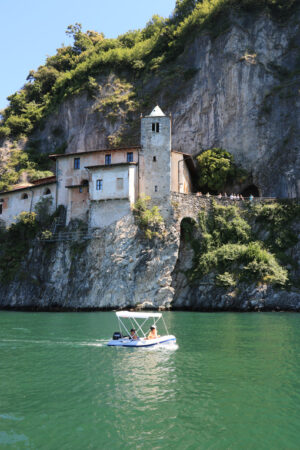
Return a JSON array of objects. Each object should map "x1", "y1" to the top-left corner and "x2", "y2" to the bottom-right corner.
[{"x1": 170, "y1": 192, "x2": 277, "y2": 223}]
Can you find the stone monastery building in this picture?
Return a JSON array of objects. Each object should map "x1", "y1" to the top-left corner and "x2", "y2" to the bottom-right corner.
[{"x1": 0, "y1": 106, "x2": 195, "y2": 228}]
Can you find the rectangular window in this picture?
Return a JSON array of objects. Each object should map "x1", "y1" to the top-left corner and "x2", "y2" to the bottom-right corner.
[
  {"x1": 116, "y1": 178, "x2": 124, "y2": 190},
  {"x1": 152, "y1": 123, "x2": 159, "y2": 132},
  {"x1": 127, "y1": 152, "x2": 133, "y2": 163},
  {"x1": 0, "y1": 204, "x2": 2, "y2": 215},
  {"x1": 74, "y1": 158, "x2": 80, "y2": 169},
  {"x1": 96, "y1": 179, "x2": 103, "y2": 191},
  {"x1": 105, "y1": 154, "x2": 111, "y2": 165},
  {"x1": 153, "y1": 156, "x2": 157, "y2": 162},
  {"x1": 155, "y1": 185, "x2": 158, "y2": 192}
]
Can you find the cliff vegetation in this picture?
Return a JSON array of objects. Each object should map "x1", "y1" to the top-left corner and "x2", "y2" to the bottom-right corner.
[
  {"x1": 184, "y1": 200, "x2": 300, "y2": 288},
  {"x1": 0, "y1": 197, "x2": 55, "y2": 282},
  {"x1": 196, "y1": 148, "x2": 248, "y2": 193}
]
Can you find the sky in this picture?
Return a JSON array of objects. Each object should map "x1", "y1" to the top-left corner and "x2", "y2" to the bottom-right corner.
[{"x1": 0, "y1": 0, "x2": 176, "y2": 110}]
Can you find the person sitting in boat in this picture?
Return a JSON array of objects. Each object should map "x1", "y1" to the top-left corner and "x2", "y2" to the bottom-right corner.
[
  {"x1": 130, "y1": 328, "x2": 138, "y2": 340},
  {"x1": 147, "y1": 325, "x2": 160, "y2": 340}
]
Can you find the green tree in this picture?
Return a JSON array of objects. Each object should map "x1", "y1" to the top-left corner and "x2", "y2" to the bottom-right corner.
[
  {"x1": 172, "y1": 0, "x2": 200, "y2": 24},
  {"x1": 197, "y1": 148, "x2": 240, "y2": 192},
  {"x1": 66, "y1": 23, "x2": 100, "y2": 54},
  {"x1": 5, "y1": 115, "x2": 33, "y2": 136}
]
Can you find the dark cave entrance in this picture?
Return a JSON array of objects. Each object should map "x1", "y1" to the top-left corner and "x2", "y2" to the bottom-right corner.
[{"x1": 241, "y1": 184, "x2": 260, "y2": 197}]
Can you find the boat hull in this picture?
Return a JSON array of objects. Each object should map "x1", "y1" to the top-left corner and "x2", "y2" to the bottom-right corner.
[{"x1": 107, "y1": 335, "x2": 176, "y2": 347}]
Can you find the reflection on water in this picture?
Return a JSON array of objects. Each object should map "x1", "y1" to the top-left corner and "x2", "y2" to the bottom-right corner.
[
  {"x1": 111, "y1": 344, "x2": 178, "y2": 403},
  {"x1": 0, "y1": 311, "x2": 300, "y2": 450}
]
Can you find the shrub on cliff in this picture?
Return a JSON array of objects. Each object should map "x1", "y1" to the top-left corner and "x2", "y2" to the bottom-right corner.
[
  {"x1": 249, "y1": 201, "x2": 300, "y2": 252},
  {"x1": 191, "y1": 242, "x2": 288, "y2": 286},
  {"x1": 196, "y1": 148, "x2": 247, "y2": 193},
  {"x1": 0, "y1": 205, "x2": 59, "y2": 283},
  {"x1": 0, "y1": 148, "x2": 53, "y2": 193},
  {"x1": 0, "y1": 212, "x2": 39, "y2": 282},
  {"x1": 133, "y1": 196, "x2": 164, "y2": 239},
  {"x1": 188, "y1": 201, "x2": 289, "y2": 287}
]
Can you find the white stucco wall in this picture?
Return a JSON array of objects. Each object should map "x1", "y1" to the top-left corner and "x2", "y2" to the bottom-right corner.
[
  {"x1": 55, "y1": 149, "x2": 139, "y2": 207},
  {"x1": 128, "y1": 165, "x2": 137, "y2": 204},
  {"x1": 89, "y1": 165, "x2": 137, "y2": 204},
  {"x1": 0, "y1": 184, "x2": 56, "y2": 227},
  {"x1": 171, "y1": 153, "x2": 193, "y2": 193}
]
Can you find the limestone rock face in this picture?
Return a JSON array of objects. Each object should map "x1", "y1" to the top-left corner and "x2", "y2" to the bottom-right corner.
[
  {"x1": 171, "y1": 12, "x2": 300, "y2": 198},
  {"x1": 0, "y1": 205, "x2": 300, "y2": 311},
  {"x1": 0, "y1": 215, "x2": 180, "y2": 310},
  {"x1": 31, "y1": 90, "x2": 126, "y2": 155}
]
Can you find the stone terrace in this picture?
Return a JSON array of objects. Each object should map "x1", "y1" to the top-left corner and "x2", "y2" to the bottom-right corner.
[{"x1": 170, "y1": 192, "x2": 277, "y2": 223}]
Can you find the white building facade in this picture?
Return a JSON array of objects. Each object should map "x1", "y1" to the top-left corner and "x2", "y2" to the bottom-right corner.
[{"x1": 0, "y1": 107, "x2": 194, "y2": 228}]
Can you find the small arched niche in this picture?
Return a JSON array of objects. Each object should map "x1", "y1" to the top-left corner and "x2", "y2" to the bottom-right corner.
[
  {"x1": 21, "y1": 193, "x2": 29, "y2": 200},
  {"x1": 43, "y1": 188, "x2": 51, "y2": 195},
  {"x1": 241, "y1": 184, "x2": 260, "y2": 198}
]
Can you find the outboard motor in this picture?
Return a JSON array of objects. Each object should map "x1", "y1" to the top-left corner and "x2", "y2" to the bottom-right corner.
[{"x1": 113, "y1": 331, "x2": 122, "y2": 340}]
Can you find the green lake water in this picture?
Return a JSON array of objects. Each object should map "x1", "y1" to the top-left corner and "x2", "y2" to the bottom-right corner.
[{"x1": 1, "y1": 311, "x2": 300, "y2": 449}]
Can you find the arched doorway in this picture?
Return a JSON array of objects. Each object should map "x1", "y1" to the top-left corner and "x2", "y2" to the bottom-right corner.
[{"x1": 180, "y1": 217, "x2": 197, "y2": 241}]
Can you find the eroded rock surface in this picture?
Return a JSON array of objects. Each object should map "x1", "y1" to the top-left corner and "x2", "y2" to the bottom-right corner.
[{"x1": 0, "y1": 215, "x2": 180, "y2": 310}]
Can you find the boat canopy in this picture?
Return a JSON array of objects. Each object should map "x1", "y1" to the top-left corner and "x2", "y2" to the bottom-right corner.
[{"x1": 116, "y1": 311, "x2": 162, "y2": 319}]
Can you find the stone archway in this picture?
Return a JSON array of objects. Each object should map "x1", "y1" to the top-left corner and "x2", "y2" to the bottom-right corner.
[{"x1": 180, "y1": 217, "x2": 197, "y2": 241}]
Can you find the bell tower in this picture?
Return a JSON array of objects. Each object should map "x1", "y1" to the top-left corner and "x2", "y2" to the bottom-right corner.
[{"x1": 139, "y1": 106, "x2": 171, "y2": 201}]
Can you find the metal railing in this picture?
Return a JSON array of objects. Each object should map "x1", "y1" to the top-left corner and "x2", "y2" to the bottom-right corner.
[
  {"x1": 38, "y1": 226, "x2": 102, "y2": 243},
  {"x1": 170, "y1": 192, "x2": 296, "y2": 201}
]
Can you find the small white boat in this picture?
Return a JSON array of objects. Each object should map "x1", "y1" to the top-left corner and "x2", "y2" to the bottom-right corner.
[{"x1": 107, "y1": 311, "x2": 176, "y2": 348}]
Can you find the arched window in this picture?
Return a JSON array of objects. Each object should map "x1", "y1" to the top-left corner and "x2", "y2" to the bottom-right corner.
[
  {"x1": 43, "y1": 188, "x2": 51, "y2": 195},
  {"x1": 21, "y1": 193, "x2": 28, "y2": 200}
]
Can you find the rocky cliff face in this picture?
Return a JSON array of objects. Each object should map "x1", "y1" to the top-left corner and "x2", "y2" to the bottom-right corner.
[
  {"x1": 1, "y1": 198, "x2": 300, "y2": 312},
  {"x1": 0, "y1": 215, "x2": 179, "y2": 310},
  {"x1": 171, "y1": 12, "x2": 300, "y2": 198},
  {"x1": 171, "y1": 224, "x2": 300, "y2": 312},
  {"x1": 22, "y1": 10, "x2": 300, "y2": 198}
]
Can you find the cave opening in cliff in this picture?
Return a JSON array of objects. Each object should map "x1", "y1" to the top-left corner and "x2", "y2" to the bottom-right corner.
[{"x1": 241, "y1": 184, "x2": 260, "y2": 197}]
